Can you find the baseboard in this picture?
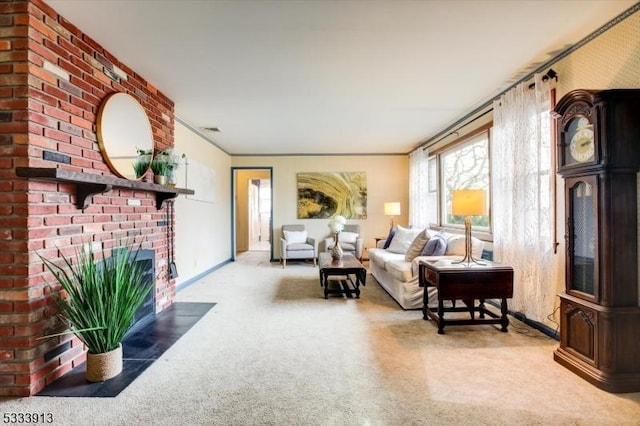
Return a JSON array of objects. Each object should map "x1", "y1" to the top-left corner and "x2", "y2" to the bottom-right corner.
[{"x1": 176, "y1": 259, "x2": 233, "y2": 291}]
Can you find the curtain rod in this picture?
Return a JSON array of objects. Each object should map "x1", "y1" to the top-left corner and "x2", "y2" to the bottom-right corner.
[
  {"x1": 416, "y1": 3, "x2": 640, "y2": 153},
  {"x1": 422, "y1": 67, "x2": 558, "y2": 150},
  {"x1": 422, "y1": 107, "x2": 493, "y2": 150},
  {"x1": 418, "y1": 68, "x2": 555, "y2": 152}
]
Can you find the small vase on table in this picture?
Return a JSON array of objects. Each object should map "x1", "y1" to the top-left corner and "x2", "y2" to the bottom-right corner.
[{"x1": 330, "y1": 232, "x2": 343, "y2": 260}]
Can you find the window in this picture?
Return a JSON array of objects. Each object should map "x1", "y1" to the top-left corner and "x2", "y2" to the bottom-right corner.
[
  {"x1": 438, "y1": 129, "x2": 491, "y2": 231},
  {"x1": 259, "y1": 180, "x2": 271, "y2": 214}
]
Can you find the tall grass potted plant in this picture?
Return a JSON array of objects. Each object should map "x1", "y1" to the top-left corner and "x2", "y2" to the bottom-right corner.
[
  {"x1": 40, "y1": 241, "x2": 153, "y2": 382},
  {"x1": 150, "y1": 158, "x2": 170, "y2": 185}
]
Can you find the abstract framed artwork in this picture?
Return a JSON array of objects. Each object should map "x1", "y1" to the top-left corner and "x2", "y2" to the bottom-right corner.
[{"x1": 297, "y1": 171, "x2": 367, "y2": 219}]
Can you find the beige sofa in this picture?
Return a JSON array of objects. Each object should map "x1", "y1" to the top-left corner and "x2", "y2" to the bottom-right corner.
[{"x1": 368, "y1": 229, "x2": 484, "y2": 309}]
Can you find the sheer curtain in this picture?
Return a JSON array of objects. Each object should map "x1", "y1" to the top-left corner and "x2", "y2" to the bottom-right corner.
[
  {"x1": 409, "y1": 148, "x2": 429, "y2": 228},
  {"x1": 492, "y1": 73, "x2": 560, "y2": 327}
]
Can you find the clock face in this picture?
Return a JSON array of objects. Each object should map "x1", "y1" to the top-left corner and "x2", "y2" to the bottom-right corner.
[
  {"x1": 565, "y1": 115, "x2": 595, "y2": 164},
  {"x1": 570, "y1": 128, "x2": 595, "y2": 162}
]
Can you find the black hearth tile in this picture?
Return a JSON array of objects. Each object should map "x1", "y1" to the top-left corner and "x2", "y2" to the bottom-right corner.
[
  {"x1": 127, "y1": 324, "x2": 179, "y2": 343},
  {"x1": 170, "y1": 302, "x2": 216, "y2": 317},
  {"x1": 121, "y1": 335, "x2": 160, "y2": 356},
  {"x1": 37, "y1": 360, "x2": 154, "y2": 398},
  {"x1": 36, "y1": 367, "x2": 90, "y2": 397},
  {"x1": 37, "y1": 302, "x2": 215, "y2": 398},
  {"x1": 122, "y1": 336, "x2": 176, "y2": 360},
  {"x1": 91, "y1": 359, "x2": 155, "y2": 396},
  {"x1": 151, "y1": 316, "x2": 203, "y2": 335},
  {"x1": 125, "y1": 322, "x2": 187, "y2": 343},
  {"x1": 143, "y1": 328, "x2": 185, "y2": 342}
]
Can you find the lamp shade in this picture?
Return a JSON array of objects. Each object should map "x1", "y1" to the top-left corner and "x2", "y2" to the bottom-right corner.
[
  {"x1": 451, "y1": 189, "x2": 486, "y2": 216},
  {"x1": 384, "y1": 202, "x2": 401, "y2": 216}
]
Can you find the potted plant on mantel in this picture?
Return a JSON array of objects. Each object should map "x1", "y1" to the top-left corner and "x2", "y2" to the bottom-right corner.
[
  {"x1": 150, "y1": 157, "x2": 170, "y2": 185},
  {"x1": 39, "y1": 241, "x2": 153, "y2": 382},
  {"x1": 156, "y1": 148, "x2": 186, "y2": 188}
]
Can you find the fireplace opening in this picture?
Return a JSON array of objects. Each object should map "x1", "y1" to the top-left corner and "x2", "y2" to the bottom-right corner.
[
  {"x1": 125, "y1": 248, "x2": 156, "y2": 337},
  {"x1": 42, "y1": 248, "x2": 156, "y2": 363}
]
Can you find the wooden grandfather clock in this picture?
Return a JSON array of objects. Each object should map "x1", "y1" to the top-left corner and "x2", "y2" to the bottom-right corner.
[{"x1": 554, "y1": 89, "x2": 640, "y2": 393}]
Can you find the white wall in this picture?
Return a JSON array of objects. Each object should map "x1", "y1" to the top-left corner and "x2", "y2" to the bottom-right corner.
[
  {"x1": 232, "y1": 155, "x2": 409, "y2": 260},
  {"x1": 173, "y1": 121, "x2": 232, "y2": 283}
]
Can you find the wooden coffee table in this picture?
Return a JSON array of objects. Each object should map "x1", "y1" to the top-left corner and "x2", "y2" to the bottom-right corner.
[
  {"x1": 318, "y1": 252, "x2": 366, "y2": 299},
  {"x1": 418, "y1": 259, "x2": 514, "y2": 334}
]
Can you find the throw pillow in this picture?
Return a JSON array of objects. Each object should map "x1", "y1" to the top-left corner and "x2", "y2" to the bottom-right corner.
[
  {"x1": 404, "y1": 230, "x2": 430, "y2": 262},
  {"x1": 382, "y1": 227, "x2": 396, "y2": 249},
  {"x1": 444, "y1": 234, "x2": 466, "y2": 256},
  {"x1": 445, "y1": 234, "x2": 483, "y2": 257},
  {"x1": 283, "y1": 230, "x2": 307, "y2": 244},
  {"x1": 340, "y1": 231, "x2": 358, "y2": 244},
  {"x1": 387, "y1": 225, "x2": 424, "y2": 254},
  {"x1": 422, "y1": 230, "x2": 447, "y2": 256}
]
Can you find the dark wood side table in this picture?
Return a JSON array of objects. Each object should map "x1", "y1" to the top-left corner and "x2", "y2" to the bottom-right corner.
[
  {"x1": 318, "y1": 252, "x2": 366, "y2": 299},
  {"x1": 418, "y1": 259, "x2": 514, "y2": 334},
  {"x1": 374, "y1": 237, "x2": 386, "y2": 247}
]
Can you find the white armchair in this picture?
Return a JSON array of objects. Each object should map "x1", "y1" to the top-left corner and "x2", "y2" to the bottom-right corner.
[
  {"x1": 280, "y1": 224, "x2": 318, "y2": 268},
  {"x1": 324, "y1": 224, "x2": 364, "y2": 261}
]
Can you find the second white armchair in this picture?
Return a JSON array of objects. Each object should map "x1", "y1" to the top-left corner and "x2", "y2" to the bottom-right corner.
[{"x1": 324, "y1": 224, "x2": 363, "y2": 260}]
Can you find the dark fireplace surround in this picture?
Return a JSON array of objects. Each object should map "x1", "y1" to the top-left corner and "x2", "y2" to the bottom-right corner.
[
  {"x1": 126, "y1": 248, "x2": 156, "y2": 336},
  {"x1": 42, "y1": 248, "x2": 157, "y2": 363},
  {"x1": 77, "y1": 247, "x2": 157, "y2": 335}
]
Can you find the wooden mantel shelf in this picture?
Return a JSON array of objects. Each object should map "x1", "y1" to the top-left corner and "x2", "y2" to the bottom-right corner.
[{"x1": 16, "y1": 167, "x2": 195, "y2": 210}]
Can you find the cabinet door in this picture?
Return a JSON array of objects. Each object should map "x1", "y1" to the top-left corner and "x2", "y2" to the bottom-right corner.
[{"x1": 565, "y1": 175, "x2": 599, "y2": 302}]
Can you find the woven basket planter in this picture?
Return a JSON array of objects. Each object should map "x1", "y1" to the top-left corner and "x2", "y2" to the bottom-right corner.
[{"x1": 86, "y1": 344, "x2": 123, "y2": 382}]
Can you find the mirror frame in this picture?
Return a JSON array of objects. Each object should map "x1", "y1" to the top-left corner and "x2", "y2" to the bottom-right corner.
[{"x1": 97, "y1": 92, "x2": 154, "y2": 180}]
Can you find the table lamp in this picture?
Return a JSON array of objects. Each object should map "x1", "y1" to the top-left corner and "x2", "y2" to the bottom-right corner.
[
  {"x1": 384, "y1": 202, "x2": 401, "y2": 231},
  {"x1": 451, "y1": 189, "x2": 486, "y2": 265}
]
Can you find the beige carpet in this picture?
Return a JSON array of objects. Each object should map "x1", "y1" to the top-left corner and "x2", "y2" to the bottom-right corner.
[{"x1": 2, "y1": 251, "x2": 640, "y2": 425}]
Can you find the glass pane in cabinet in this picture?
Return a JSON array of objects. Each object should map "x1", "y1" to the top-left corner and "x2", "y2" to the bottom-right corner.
[{"x1": 570, "y1": 181, "x2": 595, "y2": 295}]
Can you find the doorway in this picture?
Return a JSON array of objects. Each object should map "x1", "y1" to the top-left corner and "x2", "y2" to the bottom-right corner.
[
  {"x1": 248, "y1": 178, "x2": 271, "y2": 251},
  {"x1": 232, "y1": 167, "x2": 273, "y2": 260}
]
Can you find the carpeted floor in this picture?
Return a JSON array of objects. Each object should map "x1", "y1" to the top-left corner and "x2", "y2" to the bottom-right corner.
[{"x1": 1, "y1": 250, "x2": 639, "y2": 425}]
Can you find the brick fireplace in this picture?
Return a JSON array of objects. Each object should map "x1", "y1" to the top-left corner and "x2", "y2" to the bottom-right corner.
[{"x1": 0, "y1": 0, "x2": 178, "y2": 396}]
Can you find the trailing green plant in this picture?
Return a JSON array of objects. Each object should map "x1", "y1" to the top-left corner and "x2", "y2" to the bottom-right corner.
[
  {"x1": 157, "y1": 148, "x2": 186, "y2": 170},
  {"x1": 39, "y1": 241, "x2": 153, "y2": 354},
  {"x1": 136, "y1": 148, "x2": 153, "y2": 157}
]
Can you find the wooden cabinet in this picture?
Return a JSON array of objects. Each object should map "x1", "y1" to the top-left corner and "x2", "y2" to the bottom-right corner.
[{"x1": 554, "y1": 89, "x2": 640, "y2": 393}]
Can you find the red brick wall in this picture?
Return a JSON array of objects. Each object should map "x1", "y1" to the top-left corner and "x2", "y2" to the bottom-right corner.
[{"x1": 0, "y1": 0, "x2": 176, "y2": 396}]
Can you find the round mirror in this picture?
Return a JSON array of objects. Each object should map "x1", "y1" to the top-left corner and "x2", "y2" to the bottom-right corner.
[{"x1": 97, "y1": 92, "x2": 154, "y2": 180}]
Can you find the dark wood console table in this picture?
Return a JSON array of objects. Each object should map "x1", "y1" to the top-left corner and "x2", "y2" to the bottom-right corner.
[
  {"x1": 418, "y1": 259, "x2": 514, "y2": 334},
  {"x1": 318, "y1": 253, "x2": 366, "y2": 299}
]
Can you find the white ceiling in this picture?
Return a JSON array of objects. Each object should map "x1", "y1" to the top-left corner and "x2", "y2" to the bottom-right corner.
[{"x1": 46, "y1": 0, "x2": 638, "y2": 155}]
